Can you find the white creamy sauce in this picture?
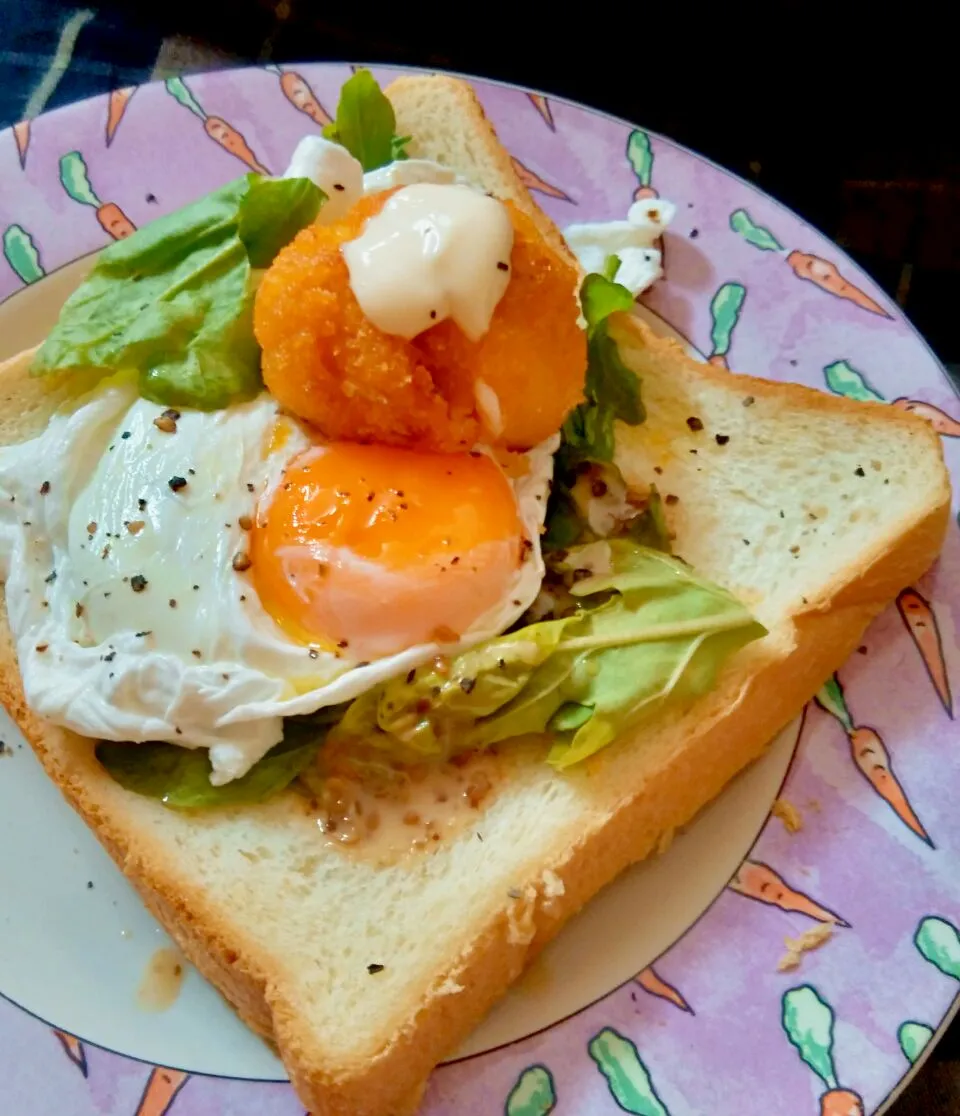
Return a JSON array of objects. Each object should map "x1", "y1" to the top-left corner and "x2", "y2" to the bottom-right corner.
[
  {"x1": 564, "y1": 197, "x2": 676, "y2": 296},
  {"x1": 341, "y1": 183, "x2": 514, "y2": 341}
]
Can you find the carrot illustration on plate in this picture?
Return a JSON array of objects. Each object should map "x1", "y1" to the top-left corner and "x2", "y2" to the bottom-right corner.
[
  {"x1": 891, "y1": 397, "x2": 960, "y2": 437},
  {"x1": 707, "y1": 282, "x2": 746, "y2": 367},
  {"x1": 505, "y1": 1064, "x2": 557, "y2": 1115},
  {"x1": 510, "y1": 156, "x2": 572, "y2": 202},
  {"x1": 526, "y1": 93, "x2": 555, "y2": 131},
  {"x1": 59, "y1": 151, "x2": 136, "y2": 240},
  {"x1": 106, "y1": 86, "x2": 136, "y2": 145},
  {"x1": 164, "y1": 77, "x2": 271, "y2": 175},
  {"x1": 627, "y1": 130, "x2": 658, "y2": 201},
  {"x1": 266, "y1": 64, "x2": 332, "y2": 127},
  {"x1": 782, "y1": 985, "x2": 865, "y2": 1116},
  {"x1": 897, "y1": 588, "x2": 953, "y2": 718},
  {"x1": 52, "y1": 1029, "x2": 87, "y2": 1076},
  {"x1": 635, "y1": 966, "x2": 694, "y2": 1013},
  {"x1": 730, "y1": 210, "x2": 891, "y2": 318},
  {"x1": 134, "y1": 1067, "x2": 189, "y2": 1116},
  {"x1": 816, "y1": 675, "x2": 932, "y2": 845},
  {"x1": 13, "y1": 120, "x2": 30, "y2": 168},
  {"x1": 3, "y1": 224, "x2": 45, "y2": 284},
  {"x1": 898, "y1": 1021, "x2": 934, "y2": 1064},
  {"x1": 824, "y1": 361, "x2": 960, "y2": 438},
  {"x1": 914, "y1": 916, "x2": 960, "y2": 981},
  {"x1": 589, "y1": 1027, "x2": 671, "y2": 1115},
  {"x1": 788, "y1": 251, "x2": 891, "y2": 317},
  {"x1": 729, "y1": 860, "x2": 849, "y2": 926}
]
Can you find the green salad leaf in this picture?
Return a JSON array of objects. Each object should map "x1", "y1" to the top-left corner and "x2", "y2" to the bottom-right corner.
[
  {"x1": 330, "y1": 541, "x2": 765, "y2": 768},
  {"x1": 323, "y1": 68, "x2": 410, "y2": 171},
  {"x1": 545, "y1": 269, "x2": 660, "y2": 552},
  {"x1": 96, "y1": 721, "x2": 326, "y2": 809},
  {"x1": 567, "y1": 271, "x2": 643, "y2": 458},
  {"x1": 32, "y1": 174, "x2": 324, "y2": 410}
]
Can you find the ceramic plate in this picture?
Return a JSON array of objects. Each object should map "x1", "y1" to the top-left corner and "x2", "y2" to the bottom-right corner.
[{"x1": 1, "y1": 63, "x2": 959, "y2": 1116}]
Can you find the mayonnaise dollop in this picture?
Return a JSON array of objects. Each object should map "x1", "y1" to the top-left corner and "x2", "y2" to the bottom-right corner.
[
  {"x1": 342, "y1": 183, "x2": 514, "y2": 341},
  {"x1": 564, "y1": 197, "x2": 676, "y2": 296}
]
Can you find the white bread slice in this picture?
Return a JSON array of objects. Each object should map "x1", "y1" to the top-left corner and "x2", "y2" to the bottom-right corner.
[{"x1": 0, "y1": 77, "x2": 951, "y2": 1116}]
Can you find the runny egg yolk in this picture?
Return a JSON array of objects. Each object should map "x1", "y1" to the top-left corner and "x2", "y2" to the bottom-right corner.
[{"x1": 251, "y1": 443, "x2": 525, "y2": 660}]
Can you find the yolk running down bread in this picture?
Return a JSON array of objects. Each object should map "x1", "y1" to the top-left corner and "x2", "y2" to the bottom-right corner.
[{"x1": 253, "y1": 189, "x2": 586, "y2": 453}]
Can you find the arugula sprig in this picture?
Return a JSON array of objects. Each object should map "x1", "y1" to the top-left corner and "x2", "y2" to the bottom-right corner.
[
  {"x1": 323, "y1": 68, "x2": 410, "y2": 171},
  {"x1": 545, "y1": 264, "x2": 667, "y2": 551}
]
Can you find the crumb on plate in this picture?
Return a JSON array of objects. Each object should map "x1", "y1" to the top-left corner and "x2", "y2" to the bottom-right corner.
[
  {"x1": 777, "y1": 923, "x2": 834, "y2": 972},
  {"x1": 772, "y1": 797, "x2": 803, "y2": 834}
]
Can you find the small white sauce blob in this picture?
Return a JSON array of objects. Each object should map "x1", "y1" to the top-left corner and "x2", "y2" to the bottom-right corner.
[
  {"x1": 474, "y1": 380, "x2": 503, "y2": 437},
  {"x1": 342, "y1": 183, "x2": 514, "y2": 341},
  {"x1": 282, "y1": 136, "x2": 364, "y2": 223},
  {"x1": 563, "y1": 197, "x2": 676, "y2": 296}
]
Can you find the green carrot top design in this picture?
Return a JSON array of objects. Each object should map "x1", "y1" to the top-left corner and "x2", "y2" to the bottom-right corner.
[
  {"x1": 59, "y1": 152, "x2": 100, "y2": 207},
  {"x1": 589, "y1": 1028, "x2": 669, "y2": 1116},
  {"x1": 2, "y1": 224, "x2": 45, "y2": 285},
  {"x1": 165, "y1": 77, "x2": 207, "y2": 119},
  {"x1": 915, "y1": 917, "x2": 960, "y2": 980},
  {"x1": 709, "y1": 282, "x2": 746, "y2": 357},
  {"x1": 782, "y1": 985, "x2": 838, "y2": 1090},
  {"x1": 824, "y1": 360, "x2": 885, "y2": 404},
  {"x1": 898, "y1": 1022, "x2": 934, "y2": 1064},
  {"x1": 505, "y1": 1066, "x2": 557, "y2": 1116},
  {"x1": 627, "y1": 130, "x2": 654, "y2": 188},
  {"x1": 815, "y1": 674, "x2": 853, "y2": 732},
  {"x1": 730, "y1": 209, "x2": 784, "y2": 252}
]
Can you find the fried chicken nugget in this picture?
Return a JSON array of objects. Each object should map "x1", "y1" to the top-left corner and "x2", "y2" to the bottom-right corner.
[{"x1": 254, "y1": 188, "x2": 585, "y2": 451}]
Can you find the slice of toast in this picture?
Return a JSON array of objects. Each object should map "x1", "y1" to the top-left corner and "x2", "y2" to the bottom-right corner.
[{"x1": 0, "y1": 77, "x2": 951, "y2": 1116}]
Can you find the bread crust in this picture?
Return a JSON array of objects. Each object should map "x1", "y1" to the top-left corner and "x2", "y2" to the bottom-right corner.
[{"x1": 0, "y1": 73, "x2": 951, "y2": 1116}]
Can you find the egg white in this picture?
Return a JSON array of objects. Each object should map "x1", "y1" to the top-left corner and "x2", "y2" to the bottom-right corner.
[{"x1": 0, "y1": 379, "x2": 553, "y2": 782}]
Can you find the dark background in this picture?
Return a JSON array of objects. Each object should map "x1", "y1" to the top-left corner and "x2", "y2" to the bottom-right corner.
[
  {"x1": 7, "y1": 0, "x2": 954, "y2": 366},
  {"x1": 2, "y1": 2, "x2": 959, "y2": 1111}
]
